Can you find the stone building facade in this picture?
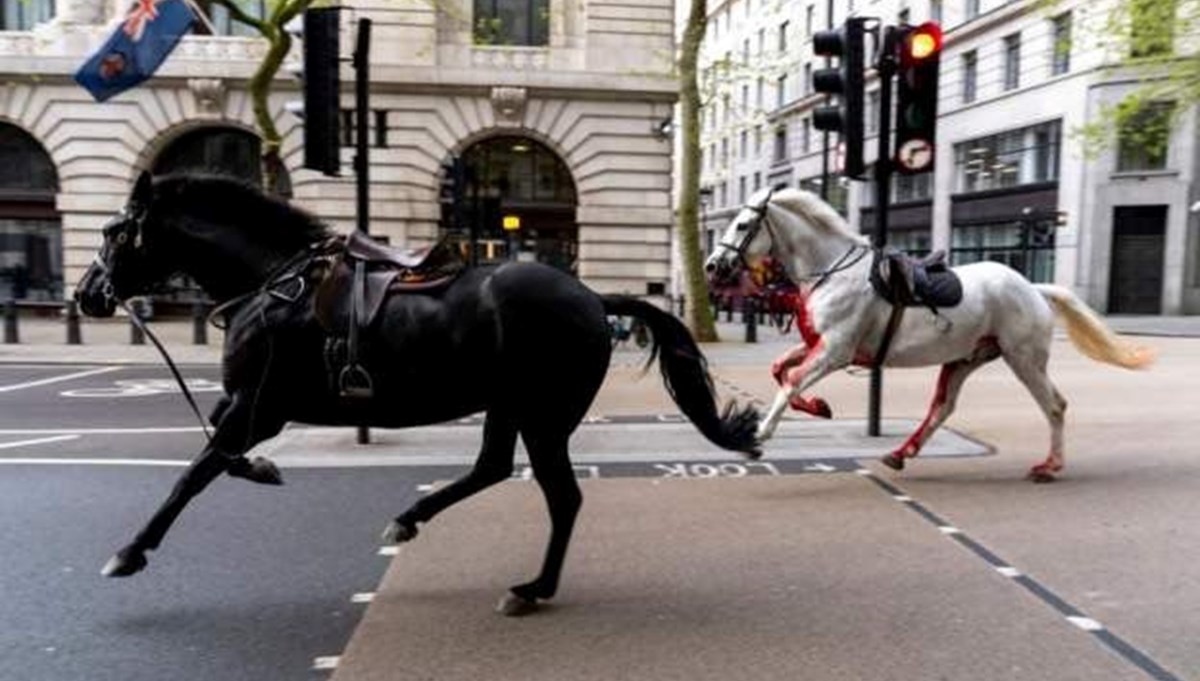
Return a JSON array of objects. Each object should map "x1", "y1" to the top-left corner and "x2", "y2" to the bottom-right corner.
[
  {"x1": 694, "y1": 0, "x2": 1200, "y2": 315},
  {"x1": 0, "y1": 0, "x2": 679, "y2": 305}
]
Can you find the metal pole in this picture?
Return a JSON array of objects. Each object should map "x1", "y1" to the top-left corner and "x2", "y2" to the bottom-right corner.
[
  {"x1": 819, "y1": 0, "x2": 833, "y2": 201},
  {"x1": 66, "y1": 300, "x2": 82, "y2": 345},
  {"x1": 868, "y1": 26, "x2": 897, "y2": 438},
  {"x1": 192, "y1": 299, "x2": 208, "y2": 345},
  {"x1": 354, "y1": 18, "x2": 372, "y2": 447},
  {"x1": 4, "y1": 299, "x2": 17, "y2": 344}
]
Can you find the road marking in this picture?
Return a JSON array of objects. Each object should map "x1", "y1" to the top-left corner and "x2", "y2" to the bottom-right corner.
[
  {"x1": 416, "y1": 484, "x2": 436, "y2": 492},
  {"x1": 0, "y1": 435, "x2": 79, "y2": 451},
  {"x1": 892, "y1": 494, "x2": 913, "y2": 502},
  {"x1": 312, "y1": 656, "x2": 340, "y2": 670},
  {"x1": 996, "y1": 566, "x2": 1021, "y2": 578},
  {"x1": 351, "y1": 592, "x2": 375, "y2": 603},
  {"x1": 937, "y1": 526, "x2": 961, "y2": 535},
  {"x1": 0, "y1": 458, "x2": 187, "y2": 467},
  {"x1": 377, "y1": 546, "x2": 399, "y2": 556},
  {"x1": 0, "y1": 427, "x2": 205, "y2": 435},
  {"x1": 0, "y1": 366, "x2": 122, "y2": 393},
  {"x1": 1068, "y1": 616, "x2": 1104, "y2": 632}
]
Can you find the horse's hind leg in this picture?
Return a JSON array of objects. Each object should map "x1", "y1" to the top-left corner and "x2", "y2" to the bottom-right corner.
[
  {"x1": 383, "y1": 412, "x2": 518, "y2": 543},
  {"x1": 499, "y1": 430, "x2": 581, "y2": 616},
  {"x1": 103, "y1": 393, "x2": 286, "y2": 577},
  {"x1": 1003, "y1": 351, "x2": 1068, "y2": 483},
  {"x1": 882, "y1": 340, "x2": 1000, "y2": 471}
]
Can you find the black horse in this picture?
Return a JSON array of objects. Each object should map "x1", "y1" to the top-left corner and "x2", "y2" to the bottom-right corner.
[{"x1": 75, "y1": 172, "x2": 758, "y2": 614}]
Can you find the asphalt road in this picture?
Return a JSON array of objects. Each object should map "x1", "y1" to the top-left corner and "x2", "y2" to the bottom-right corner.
[{"x1": 0, "y1": 364, "x2": 453, "y2": 681}]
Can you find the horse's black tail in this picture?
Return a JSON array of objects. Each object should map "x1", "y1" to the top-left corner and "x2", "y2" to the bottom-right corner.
[{"x1": 601, "y1": 296, "x2": 761, "y2": 457}]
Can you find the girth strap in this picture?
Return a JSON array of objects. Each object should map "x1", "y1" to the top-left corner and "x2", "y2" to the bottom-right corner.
[{"x1": 338, "y1": 259, "x2": 374, "y2": 399}]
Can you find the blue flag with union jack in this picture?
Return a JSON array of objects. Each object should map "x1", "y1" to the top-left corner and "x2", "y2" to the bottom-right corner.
[{"x1": 74, "y1": 0, "x2": 196, "y2": 102}]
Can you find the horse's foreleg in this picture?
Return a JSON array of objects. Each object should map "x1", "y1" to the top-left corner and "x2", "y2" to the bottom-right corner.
[
  {"x1": 103, "y1": 395, "x2": 285, "y2": 577},
  {"x1": 769, "y1": 343, "x2": 833, "y2": 419},
  {"x1": 882, "y1": 342, "x2": 1000, "y2": 472},
  {"x1": 771, "y1": 344, "x2": 807, "y2": 384},
  {"x1": 756, "y1": 343, "x2": 846, "y2": 442}
]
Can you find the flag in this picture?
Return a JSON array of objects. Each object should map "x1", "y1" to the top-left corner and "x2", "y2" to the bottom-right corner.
[{"x1": 74, "y1": 0, "x2": 196, "y2": 102}]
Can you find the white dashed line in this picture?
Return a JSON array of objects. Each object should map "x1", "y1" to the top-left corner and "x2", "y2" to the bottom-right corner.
[
  {"x1": 996, "y1": 566, "x2": 1022, "y2": 578},
  {"x1": 0, "y1": 458, "x2": 187, "y2": 467},
  {"x1": 938, "y1": 526, "x2": 961, "y2": 535},
  {"x1": 312, "y1": 656, "x2": 340, "y2": 670},
  {"x1": 892, "y1": 494, "x2": 913, "y2": 502},
  {"x1": 351, "y1": 592, "x2": 375, "y2": 603},
  {"x1": 416, "y1": 484, "x2": 435, "y2": 493},
  {"x1": 377, "y1": 546, "x2": 399, "y2": 556},
  {"x1": 855, "y1": 468, "x2": 873, "y2": 476},
  {"x1": 1067, "y1": 616, "x2": 1104, "y2": 632}
]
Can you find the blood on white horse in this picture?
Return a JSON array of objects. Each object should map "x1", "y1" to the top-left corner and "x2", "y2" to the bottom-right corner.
[{"x1": 705, "y1": 188, "x2": 1154, "y2": 482}]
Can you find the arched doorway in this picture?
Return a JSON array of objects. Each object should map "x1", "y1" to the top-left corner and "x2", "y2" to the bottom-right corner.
[
  {"x1": 445, "y1": 136, "x2": 577, "y2": 273},
  {"x1": 0, "y1": 123, "x2": 60, "y2": 301},
  {"x1": 152, "y1": 126, "x2": 282, "y2": 190}
]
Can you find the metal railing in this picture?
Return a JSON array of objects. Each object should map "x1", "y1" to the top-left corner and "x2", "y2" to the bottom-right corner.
[{"x1": 2, "y1": 298, "x2": 212, "y2": 346}]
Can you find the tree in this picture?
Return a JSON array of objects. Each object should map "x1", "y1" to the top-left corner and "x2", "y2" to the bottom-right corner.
[
  {"x1": 205, "y1": 0, "x2": 318, "y2": 194},
  {"x1": 1072, "y1": 0, "x2": 1199, "y2": 159},
  {"x1": 677, "y1": 0, "x2": 719, "y2": 342}
]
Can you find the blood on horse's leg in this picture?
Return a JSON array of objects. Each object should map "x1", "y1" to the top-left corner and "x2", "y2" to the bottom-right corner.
[
  {"x1": 771, "y1": 344, "x2": 808, "y2": 384},
  {"x1": 782, "y1": 363, "x2": 832, "y2": 419}
]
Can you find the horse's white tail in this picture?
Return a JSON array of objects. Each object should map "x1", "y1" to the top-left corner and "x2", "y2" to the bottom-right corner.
[{"x1": 1034, "y1": 284, "x2": 1155, "y2": 369}]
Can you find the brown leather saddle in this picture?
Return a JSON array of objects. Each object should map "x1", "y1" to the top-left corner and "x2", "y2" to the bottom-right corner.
[
  {"x1": 313, "y1": 232, "x2": 465, "y2": 398},
  {"x1": 870, "y1": 248, "x2": 962, "y2": 311}
]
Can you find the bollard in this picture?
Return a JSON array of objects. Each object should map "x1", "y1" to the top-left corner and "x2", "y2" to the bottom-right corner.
[
  {"x1": 192, "y1": 300, "x2": 208, "y2": 345},
  {"x1": 726, "y1": 299, "x2": 733, "y2": 322},
  {"x1": 4, "y1": 299, "x2": 17, "y2": 344},
  {"x1": 744, "y1": 297, "x2": 758, "y2": 343},
  {"x1": 129, "y1": 299, "x2": 146, "y2": 345},
  {"x1": 65, "y1": 300, "x2": 82, "y2": 345}
]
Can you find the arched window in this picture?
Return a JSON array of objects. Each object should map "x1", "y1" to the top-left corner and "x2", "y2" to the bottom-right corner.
[
  {"x1": 0, "y1": 123, "x2": 60, "y2": 300},
  {"x1": 1, "y1": 0, "x2": 54, "y2": 31}
]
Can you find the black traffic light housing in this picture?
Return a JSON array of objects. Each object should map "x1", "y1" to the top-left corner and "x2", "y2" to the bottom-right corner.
[
  {"x1": 893, "y1": 22, "x2": 942, "y2": 175},
  {"x1": 812, "y1": 18, "x2": 868, "y2": 179},
  {"x1": 299, "y1": 8, "x2": 341, "y2": 176}
]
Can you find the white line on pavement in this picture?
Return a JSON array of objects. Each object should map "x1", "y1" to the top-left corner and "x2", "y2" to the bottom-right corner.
[
  {"x1": 0, "y1": 427, "x2": 205, "y2": 435},
  {"x1": 312, "y1": 656, "x2": 340, "y2": 670},
  {"x1": 0, "y1": 458, "x2": 188, "y2": 467},
  {"x1": 0, "y1": 366, "x2": 122, "y2": 393},
  {"x1": 0, "y1": 435, "x2": 80, "y2": 450}
]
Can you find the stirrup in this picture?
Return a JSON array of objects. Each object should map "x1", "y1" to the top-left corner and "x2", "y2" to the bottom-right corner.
[{"x1": 338, "y1": 364, "x2": 374, "y2": 399}]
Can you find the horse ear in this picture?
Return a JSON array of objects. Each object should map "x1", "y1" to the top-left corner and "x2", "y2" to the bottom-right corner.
[{"x1": 130, "y1": 171, "x2": 153, "y2": 210}]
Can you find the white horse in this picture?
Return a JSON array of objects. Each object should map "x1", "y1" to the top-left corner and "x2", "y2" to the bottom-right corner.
[{"x1": 705, "y1": 188, "x2": 1153, "y2": 482}]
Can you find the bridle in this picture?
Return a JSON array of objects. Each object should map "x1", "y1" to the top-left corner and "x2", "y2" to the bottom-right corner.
[{"x1": 717, "y1": 190, "x2": 871, "y2": 291}]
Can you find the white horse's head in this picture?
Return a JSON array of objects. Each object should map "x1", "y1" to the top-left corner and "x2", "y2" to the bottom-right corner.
[
  {"x1": 705, "y1": 187, "x2": 863, "y2": 288},
  {"x1": 704, "y1": 188, "x2": 777, "y2": 287}
]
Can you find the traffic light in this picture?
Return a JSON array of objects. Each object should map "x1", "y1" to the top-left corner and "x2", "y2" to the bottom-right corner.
[
  {"x1": 894, "y1": 22, "x2": 942, "y2": 175},
  {"x1": 439, "y1": 156, "x2": 467, "y2": 230},
  {"x1": 812, "y1": 18, "x2": 867, "y2": 179},
  {"x1": 287, "y1": 8, "x2": 341, "y2": 176}
]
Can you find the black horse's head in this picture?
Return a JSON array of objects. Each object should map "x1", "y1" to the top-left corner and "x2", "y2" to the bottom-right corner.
[{"x1": 76, "y1": 172, "x2": 175, "y2": 317}]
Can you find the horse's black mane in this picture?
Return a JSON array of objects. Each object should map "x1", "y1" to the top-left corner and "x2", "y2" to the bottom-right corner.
[{"x1": 152, "y1": 173, "x2": 333, "y2": 247}]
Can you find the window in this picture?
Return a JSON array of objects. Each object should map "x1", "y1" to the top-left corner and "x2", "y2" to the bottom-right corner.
[
  {"x1": 741, "y1": 84, "x2": 750, "y2": 112},
  {"x1": 962, "y1": 51, "x2": 977, "y2": 103},
  {"x1": 756, "y1": 77, "x2": 764, "y2": 110},
  {"x1": 743, "y1": 38, "x2": 751, "y2": 64},
  {"x1": 1, "y1": 0, "x2": 53, "y2": 30},
  {"x1": 866, "y1": 89, "x2": 880, "y2": 133},
  {"x1": 799, "y1": 176, "x2": 848, "y2": 215},
  {"x1": 757, "y1": 28, "x2": 765, "y2": 55},
  {"x1": 805, "y1": 5, "x2": 815, "y2": 36},
  {"x1": 739, "y1": 176, "x2": 747, "y2": 203},
  {"x1": 1050, "y1": 13, "x2": 1072, "y2": 75},
  {"x1": 721, "y1": 137, "x2": 729, "y2": 167},
  {"x1": 966, "y1": 0, "x2": 980, "y2": 19},
  {"x1": 778, "y1": 20, "x2": 789, "y2": 52},
  {"x1": 803, "y1": 63, "x2": 812, "y2": 96},
  {"x1": 0, "y1": 123, "x2": 60, "y2": 301},
  {"x1": 753, "y1": 172, "x2": 762, "y2": 191},
  {"x1": 898, "y1": 7, "x2": 910, "y2": 25},
  {"x1": 1117, "y1": 101, "x2": 1175, "y2": 172},
  {"x1": 773, "y1": 127, "x2": 788, "y2": 163},
  {"x1": 1131, "y1": 0, "x2": 1175, "y2": 58},
  {"x1": 777, "y1": 74, "x2": 789, "y2": 108},
  {"x1": 719, "y1": 182, "x2": 727, "y2": 207},
  {"x1": 473, "y1": 0, "x2": 550, "y2": 46},
  {"x1": 801, "y1": 118, "x2": 811, "y2": 154},
  {"x1": 954, "y1": 120, "x2": 1062, "y2": 193},
  {"x1": 1003, "y1": 33, "x2": 1021, "y2": 91},
  {"x1": 193, "y1": 0, "x2": 266, "y2": 36},
  {"x1": 755, "y1": 125, "x2": 763, "y2": 155},
  {"x1": 740, "y1": 129, "x2": 748, "y2": 159},
  {"x1": 894, "y1": 172, "x2": 932, "y2": 202},
  {"x1": 723, "y1": 94, "x2": 731, "y2": 124},
  {"x1": 952, "y1": 220, "x2": 1056, "y2": 283},
  {"x1": 929, "y1": 0, "x2": 942, "y2": 24}
]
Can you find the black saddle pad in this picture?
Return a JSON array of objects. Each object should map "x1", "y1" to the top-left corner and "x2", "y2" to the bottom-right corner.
[{"x1": 912, "y1": 267, "x2": 963, "y2": 308}]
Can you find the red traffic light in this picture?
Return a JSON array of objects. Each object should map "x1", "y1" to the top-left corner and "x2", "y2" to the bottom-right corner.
[{"x1": 903, "y1": 22, "x2": 942, "y2": 63}]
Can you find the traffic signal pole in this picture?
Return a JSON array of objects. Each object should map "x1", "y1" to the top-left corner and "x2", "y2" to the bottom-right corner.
[
  {"x1": 354, "y1": 18, "x2": 372, "y2": 446},
  {"x1": 867, "y1": 26, "x2": 899, "y2": 438}
]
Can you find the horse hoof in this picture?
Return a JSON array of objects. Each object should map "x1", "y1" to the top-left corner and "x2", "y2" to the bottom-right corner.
[
  {"x1": 101, "y1": 548, "x2": 147, "y2": 578},
  {"x1": 741, "y1": 446, "x2": 763, "y2": 461},
  {"x1": 1027, "y1": 468, "x2": 1058, "y2": 484},
  {"x1": 812, "y1": 399, "x2": 832, "y2": 419},
  {"x1": 881, "y1": 453, "x2": 905, "y2": 471},
  {"x1": 381, "y1": 519, "x2": 418, "y2": 544},
  {"x1": 229, "y1": 457, "x2": 284, "y2": 486},
  {"x1": 496, "y1": 591, "x2": 539, "y2": 617}
]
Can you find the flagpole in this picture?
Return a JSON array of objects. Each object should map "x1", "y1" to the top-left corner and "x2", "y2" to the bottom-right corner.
[{"x1": 180, "y1": 0, "x2": 218, "y2": 35}]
